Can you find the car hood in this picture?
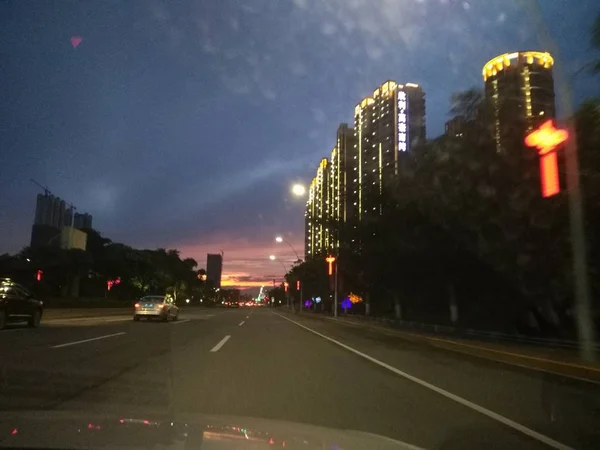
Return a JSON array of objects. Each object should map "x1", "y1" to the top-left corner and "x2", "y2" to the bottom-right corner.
[{"x1": 0, "y1": 411, "x2": 423, "y2": 449}]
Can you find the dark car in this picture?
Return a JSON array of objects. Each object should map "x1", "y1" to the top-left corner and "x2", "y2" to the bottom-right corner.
[{"x1": 0, "y1": 278, "x2": 43, "y2": 330}]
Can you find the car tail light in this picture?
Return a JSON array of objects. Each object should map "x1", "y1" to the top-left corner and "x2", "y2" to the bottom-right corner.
[
  {"x1": 134, "y1": 303, "x2": 141, "y2": 308},
  {"x1": 157, "y1": 304, "x2": 165, "y2": 309}
]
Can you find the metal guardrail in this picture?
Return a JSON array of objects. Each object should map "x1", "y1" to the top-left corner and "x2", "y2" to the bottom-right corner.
[{"x1": 329, "y1": 313, "x2": 600, "y2": 352}]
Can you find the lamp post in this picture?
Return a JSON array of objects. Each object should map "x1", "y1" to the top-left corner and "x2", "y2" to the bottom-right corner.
[
  {"x1": 270, "y1": 255, "x2": 290, "y2": 308},
  {"x1": 326, "y1": 255, "x2": 338, "y2": 318},
  {"x1": 275, "y1": 236, "x2": 300, "y2": 262}
]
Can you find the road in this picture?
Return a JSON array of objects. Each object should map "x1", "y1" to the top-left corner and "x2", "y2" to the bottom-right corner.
[{"x1": 1, "y1": 307, "x2": 599, "y2": 449}]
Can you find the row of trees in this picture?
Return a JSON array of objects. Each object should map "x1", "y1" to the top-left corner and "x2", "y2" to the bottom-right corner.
[
  {"x1": 282, "y1": 17, "x2": 600, "y2": 336},
  {"x1": 0, "y1": 228, "x2": 218, "y2": 305}
]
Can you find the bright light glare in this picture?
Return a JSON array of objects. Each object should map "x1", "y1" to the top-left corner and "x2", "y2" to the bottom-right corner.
[
  {"x1": 291, "y1": 184, "x2": 306, "y2": 196},
  {"x1": 269, "y1": 255, "x2": 276, "y2": 260},
  {"x1": 186, "y1": 299, "x2": 190, "y2": 304},
  {"x1": 275, "y1": 236, "x2": 283, "y2": 243}
]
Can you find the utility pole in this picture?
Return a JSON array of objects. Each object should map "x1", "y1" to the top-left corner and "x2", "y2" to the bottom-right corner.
[{"x1": 334, "y1": 262, "x2": 338, "y2": 318}]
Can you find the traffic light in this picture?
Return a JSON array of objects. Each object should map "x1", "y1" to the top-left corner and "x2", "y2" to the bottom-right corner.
[
  {"x1": 36, "y1": 270, "x2": 43, "y2": 281},
  {"x1": 296, "y1": 280, "x2": 300, "y2": 290}
]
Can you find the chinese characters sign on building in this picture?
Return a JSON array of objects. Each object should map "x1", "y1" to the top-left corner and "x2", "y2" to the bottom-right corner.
[{"x1": 397, "y1": 90, "x2": 408, "y2": 152}]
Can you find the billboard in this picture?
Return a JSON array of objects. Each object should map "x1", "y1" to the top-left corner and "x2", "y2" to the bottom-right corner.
[{"x1": 60, "y1": 227, "x2": 87, "y2": 250}]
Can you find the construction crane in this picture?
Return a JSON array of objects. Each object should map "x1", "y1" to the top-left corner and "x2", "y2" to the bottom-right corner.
[{"x1": 30, "y1": 179, "x2": 51, "y2": 196}]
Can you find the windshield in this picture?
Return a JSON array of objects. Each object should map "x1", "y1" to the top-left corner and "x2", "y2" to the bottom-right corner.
[
  {"x1": 1, "y1": 1, "x2": 600, "y2": 449},
  {"x1": 141, "y1": 297, "x2": 165, "y2": 303}
]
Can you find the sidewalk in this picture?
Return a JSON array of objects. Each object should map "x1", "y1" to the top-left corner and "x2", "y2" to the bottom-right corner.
[{"x1": 286, "y1": 309, "x2": 600, "y2": 384}]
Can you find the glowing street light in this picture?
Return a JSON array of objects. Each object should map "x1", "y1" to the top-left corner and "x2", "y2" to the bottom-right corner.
[
  {"x1": 291, "y1": 184, "x2": 306, "y2": 197},
  {"x1": 275, "y1": 235, "x2": 300, "y2": 261},
  {"x1": 269, "y1": 255, "x2": 276, "y2": 260}
]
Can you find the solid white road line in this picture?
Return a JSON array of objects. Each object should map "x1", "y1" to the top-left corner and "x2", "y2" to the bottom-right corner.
[
  {"x1": 275, "y1": 313, "x2": 573, "y2": 450},
  {"x1": 210, "y1": 335, "x2": 231, "y2": 352},
  {"x1": 52, "y1": 332, "x2": 126, "y2": 349},
  {"x1": 171, "y1": 319, "x2": 191, "y2": 325},
  {"x1": 238, "y1": 321, "x2": 245, "y2": 327}
]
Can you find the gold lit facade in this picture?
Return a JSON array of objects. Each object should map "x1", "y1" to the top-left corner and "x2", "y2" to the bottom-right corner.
[
  {"x1": 305, "y1": 80, "x2": 426, "y2": 259},
  {"x1": 353, "y1": 80, "x2": 425, "y2": 220},
  {"x1": 482, "y1": 51, "x2": 556, "y2": 152}
]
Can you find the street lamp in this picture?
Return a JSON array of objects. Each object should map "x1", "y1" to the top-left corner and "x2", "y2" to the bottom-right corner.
[
  {"x1": 275, "y1": 235, "x2": 301, "y2": 262},
  {"x1": 269, "y1": 255, "x2": 288, "y2": 273},
  {"x1": 291, "y1": 184, "x2": 306, "y2": 197},
  {"x1": 269, "y1": 255, "x2": 290, "y2": 308}
]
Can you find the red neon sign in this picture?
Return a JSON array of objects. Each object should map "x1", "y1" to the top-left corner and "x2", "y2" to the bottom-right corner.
[
  {"x1": 525, "y1": 120, "x2": 568, "y2": 198},
  {"x1": 325, "y1": 256, "x2": 336, "y2": 276}
]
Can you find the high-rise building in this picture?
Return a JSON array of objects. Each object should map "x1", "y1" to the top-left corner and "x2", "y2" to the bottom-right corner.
[
  {"x1": 73, "y1": 213, "x2": 93, "y2": 229},
  {"x1": 482, "y1": 51, "x2": 556, "y2": 152},
  {"x1": 353, "y1": 80, "x2": 426, "y2": 221},
  {"x1": 304, "y1": 80, "x2": 426, "y2": 259},
  {"x1": 206, "y1": 253, "x2": 223, "y2": 289},
  {"x1": 445, "y1": 116, "x2": 466, "y2": 138},
  {"x1": 305, "y1": 158, "x2": 330, "y2": 258},
  {"x1": 31, "y1": 194, "x2": 93, "y2": 248}
]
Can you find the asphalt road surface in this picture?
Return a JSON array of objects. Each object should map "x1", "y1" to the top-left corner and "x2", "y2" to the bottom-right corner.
[{"x1": 1, "y1": 307, "x2": 599, "y2": 449}]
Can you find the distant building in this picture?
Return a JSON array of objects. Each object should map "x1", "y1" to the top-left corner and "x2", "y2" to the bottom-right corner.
[
  {"x1": 482, "y1": 51, "x2": 556, "y2": 152},
  {"x1": 445, "y1": 116, "x2": 466, "y2": 138},
  {"x1": 73, "y1": 213, "x2": 93, "y2": 229},
  {"x1": 206, "y1": 253, "x2": 223, "y2": 289},
  {"x1": 30, "y1": 193, "x2": 93, "y2": 248}
]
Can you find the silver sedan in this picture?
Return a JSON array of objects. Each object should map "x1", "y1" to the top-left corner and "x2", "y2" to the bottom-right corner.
[{"x1": 134, "y1": 296, "x2": 179, "y2": 321}]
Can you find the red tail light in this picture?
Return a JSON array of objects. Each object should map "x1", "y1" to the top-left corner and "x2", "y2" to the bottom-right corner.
[
  {"x1": 134, "y1": 303, "x2": 141, "y2": 308},
  {"x1": 157, "y1": 304, "x2": 165, "y2": 309}
]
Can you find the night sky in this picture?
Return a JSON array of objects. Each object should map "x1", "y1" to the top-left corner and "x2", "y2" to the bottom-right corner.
[{"x1": 1, "y1": 1, "x2": 598, "y2": 291}]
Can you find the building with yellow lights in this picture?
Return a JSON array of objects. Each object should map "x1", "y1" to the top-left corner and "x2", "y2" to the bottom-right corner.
[
  {"x1": 305, "y1": 158, "x2": 330, "y2": 258},
  {"x1": 305, "y1": 124, "x2": 356, "y2": 258},
  {"x1": 482, "y1": 51, "x2": 556, "y2": 152},
  {"x1": 353, "y1": 80, "x2": 426, "y2": 221}
]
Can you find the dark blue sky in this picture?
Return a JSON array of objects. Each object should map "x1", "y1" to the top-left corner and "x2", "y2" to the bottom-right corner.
[{"x1": 1, "y1": 0, "x2": 598, "y2": 288}]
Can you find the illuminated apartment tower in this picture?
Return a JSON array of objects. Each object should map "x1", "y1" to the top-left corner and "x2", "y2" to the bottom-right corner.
[
  {"x1": 304, "y1": 158, "x2": 330, "y2": 258},
  {"x1": 352, "y1": 80, "x2": 425, "y2": 220},
  {"x1": 328, "y1": 124, "x2": 356, "y2": 249},
  {"x1": 482, "y1": 51, "x2": 556, "y2": 153}
]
